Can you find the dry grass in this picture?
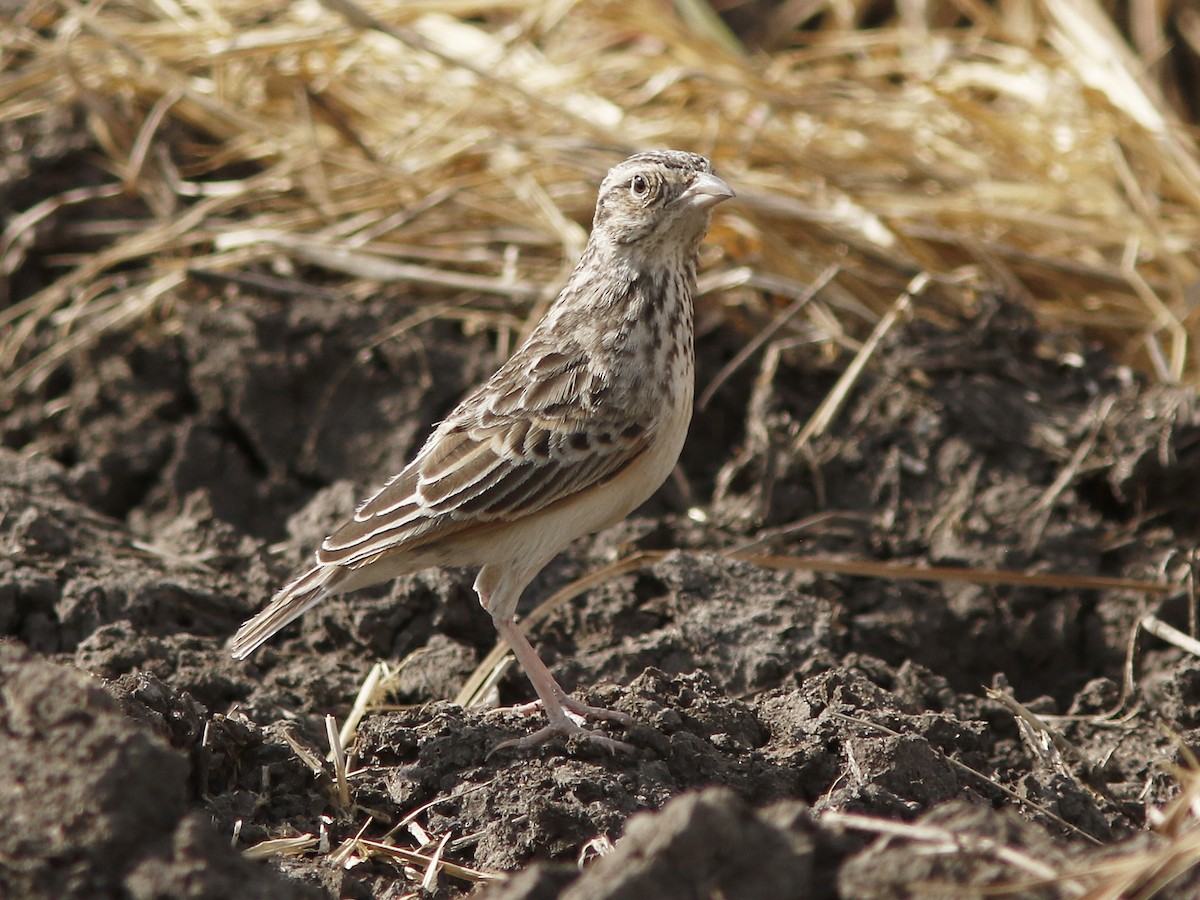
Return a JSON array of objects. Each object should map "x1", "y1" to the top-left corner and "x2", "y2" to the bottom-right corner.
[{"x1": 2, "y1": 0, "x2": 1200, "y2": 402}]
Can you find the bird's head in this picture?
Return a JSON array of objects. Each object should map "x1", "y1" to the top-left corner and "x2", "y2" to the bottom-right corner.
[{"x1": 590, "y1": 150, "x2": 733, "y2": 265}]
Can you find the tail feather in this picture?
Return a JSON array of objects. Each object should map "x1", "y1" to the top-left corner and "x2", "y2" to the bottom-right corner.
[{"x1": 229, "y1": 564, "x2": 344, "y2": 659}]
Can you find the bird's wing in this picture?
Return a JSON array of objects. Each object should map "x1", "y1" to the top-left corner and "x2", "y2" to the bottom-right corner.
[{"x1": 317, "y1": 337, "x2": 653, "y2": 568}]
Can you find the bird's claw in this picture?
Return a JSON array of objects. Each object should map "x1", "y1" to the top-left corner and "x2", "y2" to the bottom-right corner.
[
  {"x1": 508, "y1": 696, "x2": 635, "y2": 728},
  {"x1": 561, "y1": 695, "x2": 635, "y2": 727},
  {"x1": 489, "y1": 719, "x2": 635, "y2": 756}
]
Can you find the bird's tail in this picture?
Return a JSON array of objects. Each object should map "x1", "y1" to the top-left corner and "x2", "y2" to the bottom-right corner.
[{"x1": 229, "y1": 563, "x2": 345, "y2": 659}]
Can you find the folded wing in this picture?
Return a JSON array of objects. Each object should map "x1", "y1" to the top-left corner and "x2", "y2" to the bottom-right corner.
[{"x1": 318, "y1": 338, "x2": 650, "y2": 568}]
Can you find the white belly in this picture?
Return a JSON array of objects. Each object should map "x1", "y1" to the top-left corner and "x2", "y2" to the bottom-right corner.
[{"x1": 455, "y1": 371, "x2": 693, "y2": 582}]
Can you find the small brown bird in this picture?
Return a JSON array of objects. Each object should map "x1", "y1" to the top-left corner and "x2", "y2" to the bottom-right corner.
[{"x1": 231, "y1": 150, "x2": 733, "y2": 751}]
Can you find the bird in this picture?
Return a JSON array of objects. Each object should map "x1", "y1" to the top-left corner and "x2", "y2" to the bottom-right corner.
[{"x1": 230, "y1": 150, "x2": 734, "y2": 752}]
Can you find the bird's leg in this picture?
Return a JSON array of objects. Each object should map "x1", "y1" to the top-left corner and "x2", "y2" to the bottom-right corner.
[
  {"x1": 490, "y1": 615, "x2": 634, "y2": 754},
  {"x1": 473, "y1": 565, "x2": 633, "y2": 753}
]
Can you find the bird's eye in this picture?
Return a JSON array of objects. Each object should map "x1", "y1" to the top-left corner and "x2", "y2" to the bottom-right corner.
[{"x1": 630, "y1": 174, "x2": 650, "y2": 198}]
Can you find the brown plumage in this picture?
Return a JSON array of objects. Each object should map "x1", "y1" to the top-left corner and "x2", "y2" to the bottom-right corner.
[{"x1": 230, "y1": 150, "x2": 733, "y2": 752}]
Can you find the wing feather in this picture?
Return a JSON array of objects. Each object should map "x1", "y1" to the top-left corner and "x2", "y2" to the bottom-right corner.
[{"x1": 316, "y1": 336, "x2": 654, "y2": 569}]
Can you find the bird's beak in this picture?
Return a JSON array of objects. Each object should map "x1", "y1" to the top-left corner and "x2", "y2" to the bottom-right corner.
[{"x1": 678, "y1": 172, "x2": 735, "y2": 211}]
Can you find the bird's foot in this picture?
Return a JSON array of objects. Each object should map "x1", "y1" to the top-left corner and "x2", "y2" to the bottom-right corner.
[
  {"x1": 486, "y1": 616, "x2": 634, "y2": 755},
  {"x1": 490, "y1": 715, "x2": 634, "y2": 756},
  {"x1": 492, "y1": 694, "x2": 635, "y2": 755},
  {"x1": 508, "y1": 694, "x2": 635, "y2": 727},
  {"x1": 561, "y1": 693, "x2": 636, "y2": 727}
]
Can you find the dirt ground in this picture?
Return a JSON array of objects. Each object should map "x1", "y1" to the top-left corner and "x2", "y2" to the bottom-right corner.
[{"x1": 5, "y1": 131, "x2": 1200, "y2": 899}]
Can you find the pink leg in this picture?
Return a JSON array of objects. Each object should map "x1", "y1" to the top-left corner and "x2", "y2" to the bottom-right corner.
[{"x1": 491, "y1": 615, "x2": 634, "y2": 754}]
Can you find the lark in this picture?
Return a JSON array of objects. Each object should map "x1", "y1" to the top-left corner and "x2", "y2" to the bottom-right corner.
[{"x1": 230, "y1": 150, "x2": 733, "y2": 752}]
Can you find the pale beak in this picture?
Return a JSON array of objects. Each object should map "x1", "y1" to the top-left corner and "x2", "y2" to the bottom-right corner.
[{"x1": 678, "y1": 171, "x2": 735, "y2": 211}]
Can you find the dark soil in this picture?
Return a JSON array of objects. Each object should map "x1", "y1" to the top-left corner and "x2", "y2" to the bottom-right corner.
[{"x1": 5, "y1": 131, "x2": 1200, "y2": 899}]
